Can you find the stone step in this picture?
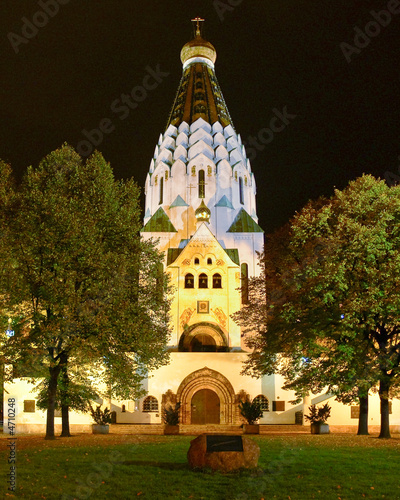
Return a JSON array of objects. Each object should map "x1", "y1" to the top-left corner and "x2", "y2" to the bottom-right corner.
[
  {"x1": 180, "y1": 424, "x2": 242, "y2": 435},
  {"x1": 109, "y1": 423, "x2": 308, "y2": 435},
  {"x1": 110, "y1": 424, "x2": 164, "y2": 435},
  {"x1": 259, "y1": 425, "x2": 308, "y2": 434}
]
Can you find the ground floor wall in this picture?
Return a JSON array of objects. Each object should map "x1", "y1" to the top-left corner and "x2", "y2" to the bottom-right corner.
[
  {"x1": 3, "y1": 353, "x2": 400, "y2": 433},
  {"x1": 3, "y1": 379, "x2": 94, "y2": 434},
  {"x1": 112, "y1": 352, "x2": 300, "y2": 425}
]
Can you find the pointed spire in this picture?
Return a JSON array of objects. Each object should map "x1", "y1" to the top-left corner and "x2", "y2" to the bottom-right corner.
[{"x1": 166, "y1": 19, "x2": 233, "y2": 130}]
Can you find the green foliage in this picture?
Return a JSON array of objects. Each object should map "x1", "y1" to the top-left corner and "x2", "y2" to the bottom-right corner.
[
  {"x1": 0, "y1": 145, "x2": 172, "y2": 436},
  {"x1": 35, "y1": 373, "x2": 99, "y2": 413},
  {"x1": 1, "y1": 144, "x2": 171, "y2": 379},
  {"x1": 88, "y1": 404, "x2": 113, "y2": 425},
  {"x1": 304, "y1": 403, "x2": 331, "y2": 424},
  {"x1": 162, "y1": 402, "x2": 181, "y2": 425},
  {"x1": 238, "y1": 400, "x2": 263, "y2": 425}
]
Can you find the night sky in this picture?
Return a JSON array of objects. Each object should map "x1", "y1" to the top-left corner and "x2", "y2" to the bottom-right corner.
[{"x1": 1, "y1": 1, "x2": 399, "y2": 233}]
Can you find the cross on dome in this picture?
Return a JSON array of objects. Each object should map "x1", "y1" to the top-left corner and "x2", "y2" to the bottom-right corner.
[
  {"x1": 191, "y1": 17, "x2": 205, "y2": 37},
  {"x1": 180, "y1": 19, "x2": 217, "y2": 66}
]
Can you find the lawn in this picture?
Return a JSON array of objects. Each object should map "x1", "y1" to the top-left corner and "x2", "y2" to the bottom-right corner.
[{"x1": 1, "y1": 433, "x2": 399, "y2": 499}]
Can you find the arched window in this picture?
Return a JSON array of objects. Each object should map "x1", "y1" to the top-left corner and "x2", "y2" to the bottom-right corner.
[
  {"x1": 253, "y1": 395, "x2": 269, "y2": 412},
  {"x1": 159, "y1": 176, "x2": 164, "y2": 205},
  {"x1": 207, "y1": 257, "x2": 212, "y2": 265},
  {"x1": 185, "y1": 273, "x2": 194, "y2": 288},
  {"x1": 213, "y1": 273, "x2": 222, "y2": 288},
  {"x1": 121, "y1": 404, "x2": 126, "y2": 413},
  {"x1": 199, "y1": 273, "x2": 208, "y2": 288},
  {"x1": 239, "y1": 177, "x2": 244, "y2": 205},
  {"x1": 194, "y1": 258, "x2": 200, "y2": 265},
  {"x1": 198, "y1": 169, "x2": 205, "y2": 198},
  {"x1": 241, "y1": 263, "x2": 249, "y2": 304},
  {"x1": 143, "y1": 396, "x2": 158, "y2": 412}
]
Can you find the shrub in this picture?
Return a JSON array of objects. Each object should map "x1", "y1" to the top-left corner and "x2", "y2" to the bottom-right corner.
[
  {"x1": 163, "y1": 402, "x2": 181, "y2": 426},
  {"x1": 304, "y1": 403, "x2": 331, "y2": 424},
  {"x1": 239, "y1": 400, "x2": 263, "y2": 425},
  {"x1": 89, "y1": 404, "x2": 113, "y2": 425}
]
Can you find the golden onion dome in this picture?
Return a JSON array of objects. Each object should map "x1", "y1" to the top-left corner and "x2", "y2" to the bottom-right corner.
[
  {"x1": 180, "y1": 33, "x2": 217, "y2": 65},
  {"x1": 195, "y1": 200, "x2": 211, "y2": 223}
]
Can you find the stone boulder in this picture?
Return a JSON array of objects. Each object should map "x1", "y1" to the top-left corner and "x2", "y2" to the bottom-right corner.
[{"x1": 187, "y1": 434, "x2": 260, "y2": 472}]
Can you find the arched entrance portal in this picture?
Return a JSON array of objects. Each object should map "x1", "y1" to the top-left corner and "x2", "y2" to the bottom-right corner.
[
  {"x1": 191, "y1": 389, "x2": 220, "y2": 424},
  {"x1": 178, "y1": 323, "x2": 228, "y2": 352},
  {"x1": 177, "y1": 367, "x2": 237, "y2": 424}
]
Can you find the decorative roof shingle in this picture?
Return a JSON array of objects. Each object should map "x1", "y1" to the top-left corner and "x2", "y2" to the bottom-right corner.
[
  {"x1": 142, "y1": 207, "x2": 177, "y2": 233},
  {"x1": 227, "y1": 208, "x2": 264, "y2": 233}
]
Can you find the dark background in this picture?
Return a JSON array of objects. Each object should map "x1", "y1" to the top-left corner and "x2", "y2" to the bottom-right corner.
[{"x1": 1, "y1": 1, "x2": 399, "y2": 233}]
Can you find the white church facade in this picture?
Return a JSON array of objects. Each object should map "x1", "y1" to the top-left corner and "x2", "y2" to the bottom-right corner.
[
  {"x1": 118, "y1": 21, "x2": 290, "y2": 427},
  {"x1": 4, "y1": 21, "x2": 399, "y2": 434}
]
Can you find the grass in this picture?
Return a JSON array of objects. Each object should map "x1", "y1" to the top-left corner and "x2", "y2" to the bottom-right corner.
[{"x1": 1, "y1": 433, "x2": 400, "y2": 499}]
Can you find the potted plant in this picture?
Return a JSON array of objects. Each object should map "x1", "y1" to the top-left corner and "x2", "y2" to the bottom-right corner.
[
  {"x1": 89, "y1": 404, "x2": 113, "y2": 434},
  {"x1": 239, "y1": 400, "x2": 263, "y2": 434},
  {"x1": 305, "y1": 403, "x2": 331, "y2": 434},
  {"x1": 163, "y1": 402, "x2": 180, "y2": 435}
]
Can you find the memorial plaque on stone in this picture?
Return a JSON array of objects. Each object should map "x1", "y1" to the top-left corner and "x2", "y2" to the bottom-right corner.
[
  {"x1": 206, "y1": 435, "x2": 243, "y2": 452},
  {"x1": 188, "y1": 434, "x2": 260, "y2": 471}
]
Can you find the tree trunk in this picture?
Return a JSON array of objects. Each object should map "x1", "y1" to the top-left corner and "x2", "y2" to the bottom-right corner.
[
  {"x1": 45, "y1": 364, "x2": 61, "y2": 440},
  {"x1": 60, "y1": 404, "x2": 70, "y2": 437},
  {"x1": 357, "y1": 394, "x2": 369, "y2": 435},
  {"x1": 60, "y1": 362, "x2": 71, "y2": 437},
  {"x1": 379, "y1": 379, "x2": 391, "y2": 439}
]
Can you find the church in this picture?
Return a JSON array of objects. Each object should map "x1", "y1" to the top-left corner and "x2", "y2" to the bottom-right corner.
[
  {"x1": 4, "y1": 20, "x2": 399, "y2": 433},
  {"x1": 136, "y1": 19, "x2": 282, "y2": 426}
]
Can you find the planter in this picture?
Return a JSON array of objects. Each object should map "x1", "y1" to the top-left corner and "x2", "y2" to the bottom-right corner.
[
  {"x1": 243, "y1": 424, "x2": 260, "y2": 434},
  {"x1": 92, "y1": 424, "x2": 109, "y2": 434},
  {"x1": 164, "y1": 425, "x2": 179, "y2": 435},
  {"x1": 310, "y1": 423, "x2": 330, "y2": 434}
]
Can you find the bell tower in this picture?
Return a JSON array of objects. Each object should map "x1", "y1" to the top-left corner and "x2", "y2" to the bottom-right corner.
[
  {"x1": 141, "y1": 20, "x2": 263, "y2": 356},
  {"x1": 142, "y1": 20, "x2": 263, "y2": 280}
]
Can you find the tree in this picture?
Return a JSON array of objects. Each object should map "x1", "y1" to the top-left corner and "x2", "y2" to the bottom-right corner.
[
  {"x1": 235, "y1": 175, "x2": 400, "y2": 438},
  {"x1": 35, "y1": 363, "x2": 99, "y2": 437},
  {"x1": 0, "y1": 145, "x2": 171, "y2": 439}
]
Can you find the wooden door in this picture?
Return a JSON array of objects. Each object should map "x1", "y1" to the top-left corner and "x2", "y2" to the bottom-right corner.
[{"x1": 191, "y1": 389, "x2": 220, "y2": 424}]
